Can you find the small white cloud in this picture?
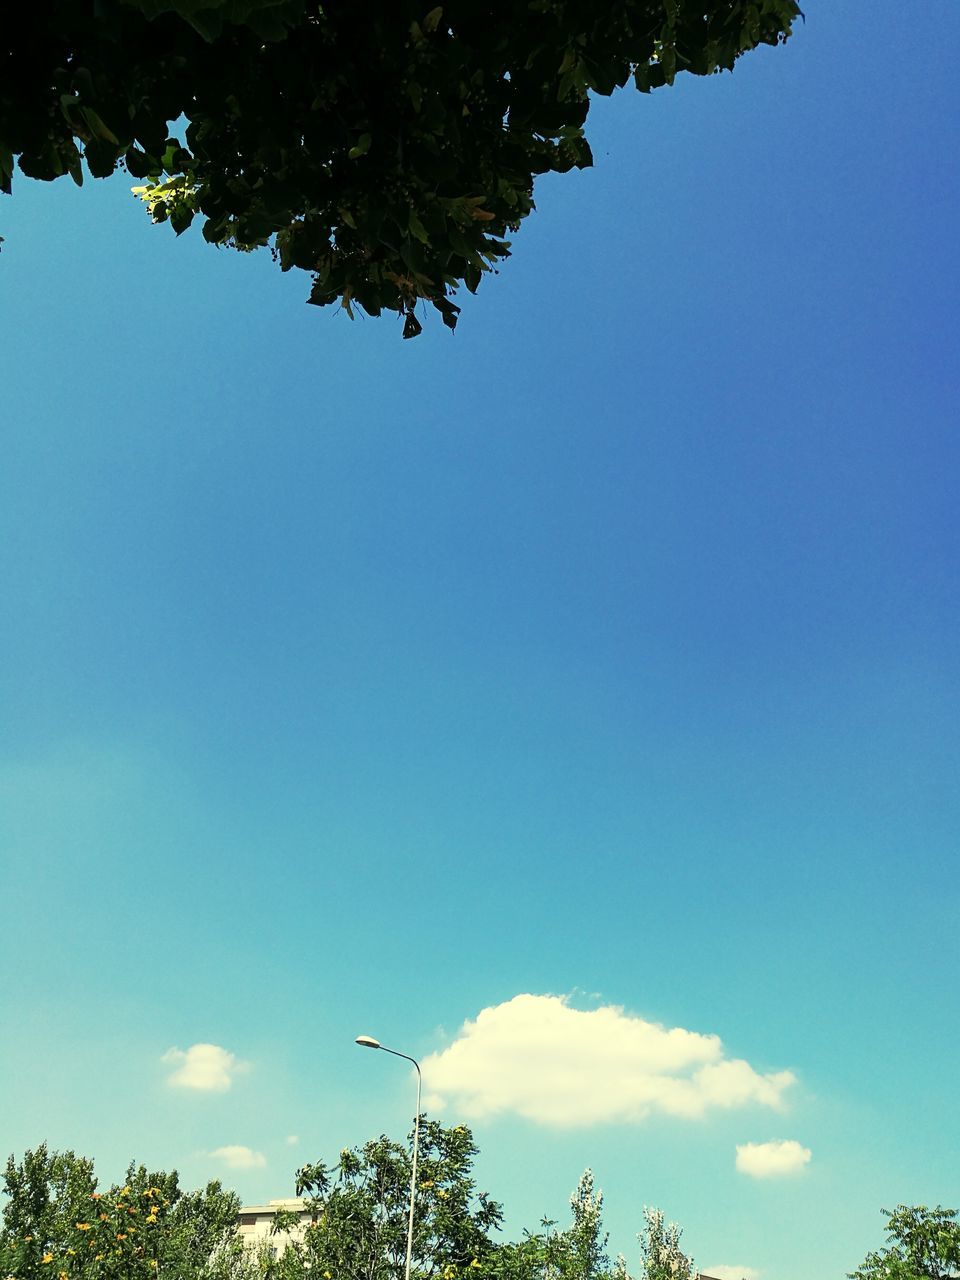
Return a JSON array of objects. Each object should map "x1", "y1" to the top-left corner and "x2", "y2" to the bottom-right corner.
[
  {"x1": 735, "y1": 1139, "x2": 811, "y2": 1178},
  {"x1": 285, "y1": 1135, "x2": 300, "y2": 1147},
  {"x1": 163, "y1": 1044, "x2": 247, "y2": 1092},
  {"x1": 209, "y1": 1145, "x2": 266, "y2": 1170},
  {"x1": 702, "y1": 1266, "x2": 761, "y2": 1280},
  {"x1": 420, "y1": 994, "x2": 796, "y2": 1127}
]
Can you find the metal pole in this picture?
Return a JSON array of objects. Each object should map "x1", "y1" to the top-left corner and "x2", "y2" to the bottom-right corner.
[
  {"x1": 362, "y1": 1043, "x2": 422, "y2": 1280},
  {"x1": 404, "y1": 1061, "x2": 422, "y2": 1280}
]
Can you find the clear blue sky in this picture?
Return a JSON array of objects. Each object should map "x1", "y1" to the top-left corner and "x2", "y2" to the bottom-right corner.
[{"x1": 1, "y1": 4, "x2": 958, "y2": 1280}]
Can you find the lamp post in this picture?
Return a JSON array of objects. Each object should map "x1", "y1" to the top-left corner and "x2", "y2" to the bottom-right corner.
[{"x1": 355, "y1": 1036, "x2": 422, "y2": 1280}]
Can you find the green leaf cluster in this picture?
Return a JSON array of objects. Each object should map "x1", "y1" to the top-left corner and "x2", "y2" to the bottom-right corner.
[
  {"x1": 636, "y1": 1208, "x2": 694, "y2": 1280},
  {"x1": 0, "y1": 1144, "x2": 249, "y2": 1280},
  {"x1": 495, "y1": 1170, "x2": 629, "y2": 1280},
  {"x1": 2, "y1": 0, "x2": 800, "y2": 334},
  {"x1": 288, "y1": 1137, "x2": 635, "y2": 1280},
  {"x1": 850, "y1": 1206, "x2": 960, "y2": 1280},
  {"x1": 1, "y1": 0, "x2": 799, "y2": 334},
  {"x1": 0, "y1": 1129, "x2": 709, "y2": 1280},
  {"x1": 291, "y1": 1122, "x2": 503, "y2": 1280}
]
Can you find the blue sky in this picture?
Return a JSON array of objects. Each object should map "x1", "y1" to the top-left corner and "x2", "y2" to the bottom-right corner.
[{"x1": 1, "y1": 4, "x2": 958, "y2": 1279}]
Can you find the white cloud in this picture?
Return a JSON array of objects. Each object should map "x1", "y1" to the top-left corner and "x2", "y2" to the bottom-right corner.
[
  {"x1": 735, "y1": 1139, "x2": 811, "y2": 1178},
  {"x1": 163, "y1": 1044, "x2": 247, "y2": 1092},
  {"x1": 209, "y1": 1145, "x2": 266, "y2": 1170},
  {"x1": 702, "y1": 1266, "x2": 761, "y2": 1280},
  {"x1": 285, "y1": 1135, "x2": 300, "y2": 1147},
  {"x1": 420, "y1": 994, "x2": 796, "y2": 1127}
]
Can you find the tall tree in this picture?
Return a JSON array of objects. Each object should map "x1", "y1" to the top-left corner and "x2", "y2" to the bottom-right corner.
[
  {"x1": 494, "y1": 1168, "x2": 629, "y2": 1280},
  {"x1": 1, "y1": 0, "x2": 801, "y2": 334},
  {"x1": 0, "y1": 1144, "x2": 250, "y2": 1280},
  {"x1": 638, "y1": 1207, "x2": 694, "y2": 1280},
  {"x1": 850, "y1": 1206, "x2": 960, "y2": 1280},
  {"x1": 292, "y1": 1121, "x2": 503, "y2": 1280}
]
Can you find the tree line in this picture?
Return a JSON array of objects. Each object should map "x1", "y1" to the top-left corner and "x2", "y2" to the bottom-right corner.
[{"x1": 2, "y1": 1124, "x2": 957, "y2": 1280}]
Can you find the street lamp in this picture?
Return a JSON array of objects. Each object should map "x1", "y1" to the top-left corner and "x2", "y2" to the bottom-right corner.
[{"x1": 355, "y1": 1036, "x2": 422, "y2": 1280}]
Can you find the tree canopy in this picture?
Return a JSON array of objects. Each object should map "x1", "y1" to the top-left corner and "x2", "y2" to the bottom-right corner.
[
  {"x1": 0, "y1": 1143, "x2": 247, "y2": 1280},
  {"x1": 292, "y1": 1122, "x2": 504, "y2": 1280},
  {"x1": 1, "y1": 1128, "x2": 699, "y2": 1280},
  {"x1": 637, "y1": 1208, "x2": 695, "y2": 1280},
  {"x1": 849, "y1": 1206, "x2": 960, "y2": 1280},
  {"x1": 1, "y1": 0, "x2": 800, "y2": 334}
]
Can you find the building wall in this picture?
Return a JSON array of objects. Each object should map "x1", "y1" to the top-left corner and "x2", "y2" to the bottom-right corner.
[{"x1": 238, "y1": 1199, "x2": 310, "y2": 1256}]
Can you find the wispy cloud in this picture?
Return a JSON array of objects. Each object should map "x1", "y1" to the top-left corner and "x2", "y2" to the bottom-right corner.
[
  {"x1": 163, "y1": 1043, "x2": 247, "y2": 1092},
  {"x1": 420, "y1": 994, "x2": 796, "y2": 1127},
  {"x1": 703, "y1": 1266, "x2": 761, "y2": 1280},
  {"x1": 209, "y1": 1145, "x2": 266, "y2": 1170},
  {"x1": 735, "y1": 1139, "x2": 811, "y2": 1178},
  {"x1": 285, "y1": 1135, "x2": 300, "y2": 1146}
]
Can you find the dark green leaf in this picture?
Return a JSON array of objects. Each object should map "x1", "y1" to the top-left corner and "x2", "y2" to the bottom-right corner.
[{"x1": 347, "y1": 133, "x2": 372, "y2": 160}]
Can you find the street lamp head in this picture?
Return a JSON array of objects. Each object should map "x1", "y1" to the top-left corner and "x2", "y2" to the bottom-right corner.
[{"x1": 353, "y1": 1032, "x2": 421, "y2": 1280}]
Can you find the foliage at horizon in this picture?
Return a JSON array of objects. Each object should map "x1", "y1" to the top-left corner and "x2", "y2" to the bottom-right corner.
[
  {"x1": 292, "y1": 1121, "x2": 504, "y2": 1280},
  {"x1": 0, "y1": 1143, "x2": 246, "y2": 1280},
  {"x1": 637, "y1": 1208, "x2": 694, "y2": 1280},
  {"x1": 0, "y1": 1126, "x2": 702, "y2": 1280},
  {"x1": 288, "y1": 1128, "x2": 656, "y2": 1280},
  {"x1": 849, "y1": 1206, "x2": 960, "y2": 1280},
  {"x1": 1, "y1": 0, "x2": 800, "y2": 335},
  {"x1": 9, "y1": 1134, "x2": 954, "y2": 1280}
]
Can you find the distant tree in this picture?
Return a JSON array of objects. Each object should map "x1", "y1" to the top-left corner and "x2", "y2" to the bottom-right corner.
[
  {"x1": 292, "y1": 1121, "x2": 503, "y2": 1280},
  {"x1": 849, "y1": 1206, "x2": 960, "y2": 1280},
  {"x1": 497, "y1": 1169, "x2": 629, "y2": 1280},
  {"x1": 1, "y1": 0, "x2": 801, "y2": 335},
  {"x1": 0, "y1": 1145, "x2": 98, "y2": 1277},
  {"x1": 0, "y1": 1144, "x2": 251, "y2": 1280},
  {"x1": 0, "y1": 1135, "x2": 705, "y2": 1280},
  {"x1": 555, "y1": 1170, "x2": 630, "y2": 1280},
  {"x1": 638, "y1": 1207, "x2": 694, "y2": 1280}
]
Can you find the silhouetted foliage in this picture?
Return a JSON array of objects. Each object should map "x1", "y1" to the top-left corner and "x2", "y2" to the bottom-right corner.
[{"x1": 2, "y1": 0, "x2": 800, "y2": 334}]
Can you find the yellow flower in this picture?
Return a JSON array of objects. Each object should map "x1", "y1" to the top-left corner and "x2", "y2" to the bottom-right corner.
[
  {"x1": 470, "y1": 1261, "x2": 482, "y2": 1270},
  {"x1": 421, "y1": 1181, "x2": 434, "y2": 1189},
  {"x1": 41, "y1": 1254, "x2": 54, "y2": 1264},
  {"x1": 437, "y1": 1190, "x2": 448, "y2": 1199},
  {"x1": 76, "y1": 1223, "x2": 91, "y2": 1231},
  {"x1": 59, "y1": 1271, "x2": 69, "y2": 1279},
  {"x1": 150, "y1": 1262, "x2": 158, "y2": 1269},
  {"x1": 66, "y1": 1249, "x2": 76, "y2": 1256},
  {"x1": 324, "y1": 1272, "x2": 332, "y2": 1278},
  {"x1": 117, "y1": 1233, "x2": 127, "y2": 1241},
  {"x1": 100, "y1": 1214, "x2": 109, "y2": 1221},
  {"x1": 96, "y1": 1256, "x2": 104, "y2": 1263}
]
